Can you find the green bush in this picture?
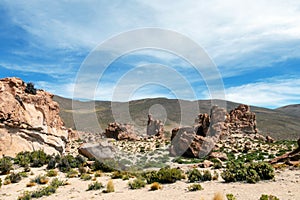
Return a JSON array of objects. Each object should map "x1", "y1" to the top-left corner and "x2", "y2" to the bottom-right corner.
[
  {"x1": 0, "y1": 156, "x2": 13, "y2": 174},
  {"x1": 46, "y1": 169, "x2": 58, "y2": 177},
  {"x1": 187, "y1": 169, "x2": 202, "y2": 182},
  {"x1": 58, "y1": 157, "x2": 71, "y2": 172},
  {"x1": 226, "y1": 193, "x2": 237, "y2": 200},
  {"x1": 246, "y1": 169, "x2": 260, "y2": 183},
  {"x1": 18, "y1": 178, "x2": 66, "y2": 200},
  {"x1": 259, "y1": 194, "x2": 280, "y2": 200},
  {"x1": 18, "y1": 191, "x2": 31, "y2": 200},
  {"x1": 202, "y1": 170, "x2": 212, "y2": 181},
  {"x1": 128, "y1": 178, "x2": 146, "y2": 189},
  {"x1": 143, "y1": 167, "x2": 184, "y2": 184},
  {"x1": 66, "y1": 169, "x2": 78, "y2": 178},
  {"x1": 221, "y1": 161, "x2": 274, "y2": 183},
  {"x1": 6, "y1": 172, "x2": 22, "y2": 183},
  {"x1": 87, "y1": 181, "x2": 104, "y2": 191},
  {"x1": 80, "y1": 173, "x2": 92, "y2": 181},
  {"x1": 14, "y1": 152, "x2": 31, "y2": 167},
  {"x1": 47, "y1": 158, "x2": 56, "y2": 169},
  {"x1": 32, "y1": 175, "x2": 49, "y2": 185},
  {"x1": 91, "y1": 159, "x2": 116, "y2": 172},
  {"x1": 187, "y1": 183, "x2": 203, "y2": 191},
  {"x1": 30, "y1": 150, "x2": 50, "y2": 167}
]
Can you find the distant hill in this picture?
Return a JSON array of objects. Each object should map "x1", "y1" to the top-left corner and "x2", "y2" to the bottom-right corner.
[
  {"x1": 276, "y1": 104, "x2": 300, "y2": 118},
  {"x1": 53, "y1": 96, "x2": 300, "y2": 140}
]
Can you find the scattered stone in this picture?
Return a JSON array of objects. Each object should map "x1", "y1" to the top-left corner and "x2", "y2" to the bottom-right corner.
[
  {"x1": 198, "y1": 160, "x2": 214, "y2": 168},
  {"x1": 209, "y1": 152, "x2": 228, "y2": 161}
]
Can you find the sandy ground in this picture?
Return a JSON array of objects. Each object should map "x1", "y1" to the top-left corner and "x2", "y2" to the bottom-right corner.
[{"x1": 0, "y1": 167, "x2": 299, "y2": 200}]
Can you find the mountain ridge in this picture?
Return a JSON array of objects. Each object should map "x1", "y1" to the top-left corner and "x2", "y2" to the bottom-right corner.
[{"x1": 53, "y1": 95, "x2": 300, "y2": 140}]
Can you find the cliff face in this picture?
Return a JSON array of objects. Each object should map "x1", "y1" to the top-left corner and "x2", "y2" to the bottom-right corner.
[{"x1": 0, "y1": 77, "x2": 69, "y2": 157}]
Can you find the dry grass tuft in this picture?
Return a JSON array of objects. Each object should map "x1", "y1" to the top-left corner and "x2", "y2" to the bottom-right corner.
[{"x1": 213, "y1": 192, "x2": 225, "y2": 200}]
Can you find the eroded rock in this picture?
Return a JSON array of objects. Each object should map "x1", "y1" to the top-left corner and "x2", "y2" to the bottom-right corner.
[{"x1": 0, "y1": 77, "x2": 71, "y2": 157}]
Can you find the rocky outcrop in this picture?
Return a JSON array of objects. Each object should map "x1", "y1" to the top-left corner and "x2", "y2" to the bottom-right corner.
[
  {"x1": 227, "y1": 104, "x2": 257, "y2": 134},
  {"x1": 0, "y1": 77, "x2": 71, "y2": 157},
  {"x1": 169, "y1": 126, "x2": 215, "y2": 158},
  {"x1": 78, "y1": 139, "x2": 116, "y2": 160},
  {"x1": 104, "y1": 122, "x2": 139, "y2": 141},
  {"x1": 146, "y1": 114, "x2": 164, "y2": 138},
  {"x1": 169, "y1": 104, "x2": 258, "y2": 158}
]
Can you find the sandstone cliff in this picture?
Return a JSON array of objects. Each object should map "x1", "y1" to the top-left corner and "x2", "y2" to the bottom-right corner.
[{"x1": 0, "y1": 77, "x2": 70, "y2": 157}]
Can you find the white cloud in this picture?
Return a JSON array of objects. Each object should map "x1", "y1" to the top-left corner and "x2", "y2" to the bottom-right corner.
[
  {"x1": 223, "y1": 77, "x2": 300, "y2": 108},
  {"x1": 2, "y1": 0, "x2": 300, "y2": 74}
]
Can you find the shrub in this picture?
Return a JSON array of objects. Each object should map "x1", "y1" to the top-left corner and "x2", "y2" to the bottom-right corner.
[
  {"x1": 187, "y1": 183, "x2": 203, "y2": 191},
  {"x1": 50, "y1": 178, "x2": 67, "y2": 188},
  {"x1": 58, "y1": 157, "x2": 71, "y2": 172},
  {"x1": 26, "y1": 181, "x2": 37, "y2": 187},
  {"x1": 212, "y1": 171, "x2": 219, "y2": 180},
  {"x1": 143, "y1": 167, "x2": 184, "y2": 184},
  {"x1": 8, "y1": 172, "x2": 22, "y2": 183},
  {"x1": 14, "y1": 152, "x2": 31, "y2": 167},
  {"x1": 19, "y1": 172, "x2": 28, "y2": 177},
  {"x1": 128, "y1": 178, "x2": 146, "y2": 190},
  {"x1": 47, "y1": 158, "x2": 56, "y2": 169},
  {"x1": 94, "y1": 170, "x2": 103, "y2": 177},
  {"x1": 92, "y1": 159, "x2": 115, "y2": 172},
  {"x1": 78, "y1": 165, "x2": 87, "y2": 174},
  {"x1": 80, "y1": 173, "x2": 92, "y2": 181},
  {"x1": 246, "y1": 169, "x2": 260, "y2": 183},
  {"x1": 0, "y1": 178, "x2": 2, "y2": 188},
  {"x1": 226, "y1": 193, "x2": 237, "y2": 200},
  {"x1": 31, "y1": 185, "x2": 56, "y2": 198},
  {"x1": 32, "y1": 175, "x2": 49, "y2": 185},
  {"x1": 252, "y1": 162, "x2": 274, "y2": 180},
  {"x1": 259, "y1": 194, "x2": 280, "y2": 200},
  {"x1": 0, "y1": 156, "x2": 13, "y2": 174},
  {"x1": 104, "y1": 180, "x2": 114, "y2": 193},
  {"x1": 18, "y1": 191, "x2": 32, "y2": 200},
  {"x1": 202, "y1": 170, "x2": 212, "y2": 181},
  {"x1": 221, "y1": 161, "x2": 274, "y2": 183},
  {"x1": 150, "y1": 182, "x2": 162, "y2": 191},
  {"x1": 66, "y1": 169, "x2": 78, "y2": 178},
  {"x1": 187, "y1": 169, "x2": 202, "y2": 182},
  {"x1": 25, "y1": 82, "x2": 37, "y2": 95},
  {"x1": 46, "y1": 169, "x2": 58, "y2": 177},
  {"x1": 87, "y1": 181, "x2": 104, "y2": 191},
  {"x1": 30, "y1": 150, "x2": 50, "y2": 167}
]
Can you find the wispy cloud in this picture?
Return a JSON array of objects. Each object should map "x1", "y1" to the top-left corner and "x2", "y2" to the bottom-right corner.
[{"x1": 223, "y1": 77, "x2": 300, "y2": 108}]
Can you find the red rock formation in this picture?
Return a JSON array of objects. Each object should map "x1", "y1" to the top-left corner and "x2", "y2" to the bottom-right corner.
[
  {"x1": 0, "y1": 77, "x2": 71, "y2": 157},
  {"x1": 146, "y1": 114, "x2": 164, "y2": 138},
  {"x1": 104, "y1": 122, "x2": 139, "y2": 141},
  {"x1": 169, "y1": 104, "x2": 258, "y2": 158}
]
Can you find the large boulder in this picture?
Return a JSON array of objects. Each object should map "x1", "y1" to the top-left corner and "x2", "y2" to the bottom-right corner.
[
  {"x1": 104, "y1": 122, "x2": 139, "y2": 141},
  {"x1": 146, "y1": 114, "x2": 164, "y2": 138},
  {"x1": 78, "y1": 139, "x2": 116, "y2": 160},
  {"x1": 169, "y1": 126, "x2": 215, "y2": 158},
  {"x1": 169, "y1": 104, "x2": 258, "y2": 158},
  {"x1": 0, "y1": 77, "x2": 71, "y2": 157}
]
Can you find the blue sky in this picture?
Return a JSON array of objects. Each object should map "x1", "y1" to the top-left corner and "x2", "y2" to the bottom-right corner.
[{"x1": 0, "y1": 0, "x2": 300, "y2": 108}]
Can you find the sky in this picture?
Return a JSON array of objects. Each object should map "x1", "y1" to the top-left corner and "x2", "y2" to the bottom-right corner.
[{"x1": 0, "y1": 0, "x2": 300, "y2": 108}]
